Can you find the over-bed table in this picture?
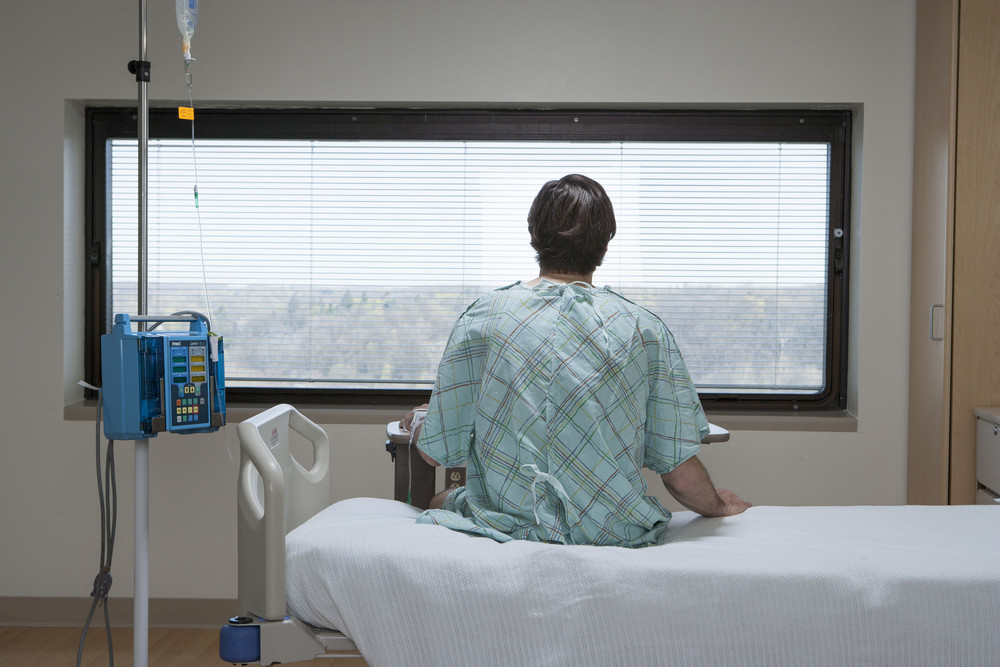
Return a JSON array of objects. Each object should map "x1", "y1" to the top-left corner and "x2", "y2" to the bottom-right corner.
[{"x1": 220, "y1": 405, "x2": 1000, "y2": 666}]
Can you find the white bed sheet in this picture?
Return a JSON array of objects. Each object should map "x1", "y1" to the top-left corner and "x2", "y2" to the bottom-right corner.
[{"x1": 286, "y1": 498, "x2": 1000, "y2": 667}]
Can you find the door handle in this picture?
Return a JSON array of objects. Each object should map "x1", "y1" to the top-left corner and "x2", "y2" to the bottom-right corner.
[{"x1": 930, "y1": 304, "x2": 944, "y2": 341}]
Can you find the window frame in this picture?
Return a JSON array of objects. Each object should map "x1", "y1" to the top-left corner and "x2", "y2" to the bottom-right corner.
[{"x1": 85, "y1": 107, "x2": 851, "y2": 411}]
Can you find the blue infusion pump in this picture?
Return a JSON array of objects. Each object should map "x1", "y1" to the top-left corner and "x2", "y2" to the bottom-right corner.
[{"x1": 101, "y1": 313, "x2": 226, "y2": 440}]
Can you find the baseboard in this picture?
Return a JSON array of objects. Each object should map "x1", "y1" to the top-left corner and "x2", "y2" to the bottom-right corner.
[{"x1": 0, "y1": 596, "x2": 238, "y2": 628}]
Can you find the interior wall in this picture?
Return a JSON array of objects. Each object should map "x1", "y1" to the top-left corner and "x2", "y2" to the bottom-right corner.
[{"x1": 0, "y1": 0, "x2": 916, "y2": 601}]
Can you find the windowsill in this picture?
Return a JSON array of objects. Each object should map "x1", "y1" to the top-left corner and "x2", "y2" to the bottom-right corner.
[
  {"x1": 64, "y1": 400, "x2": 858, "y2": 433},
  {"x1": 705, "y1": 410, "x2": 857, "y2": 433}
]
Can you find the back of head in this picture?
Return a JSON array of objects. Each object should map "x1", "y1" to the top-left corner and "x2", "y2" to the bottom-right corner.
[{"x1": 527, "y1": 174, "x2": 617, "y2": 276}]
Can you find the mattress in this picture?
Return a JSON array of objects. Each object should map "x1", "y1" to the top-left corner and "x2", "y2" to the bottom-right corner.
[{"x1": 285, "y1": 498, "x2": 1000, "y2": 667}]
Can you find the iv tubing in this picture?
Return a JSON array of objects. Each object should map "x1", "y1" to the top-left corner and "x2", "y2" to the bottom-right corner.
[{"x1": 185, "y1": 63, "x2": 215, "y2": 326}]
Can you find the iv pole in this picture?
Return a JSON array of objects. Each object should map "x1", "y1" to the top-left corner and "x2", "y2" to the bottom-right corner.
[
  {"x1": 127, "y1": 1, "x2": 151, "y2": 665},
  {"x1": 125, "y1": 4, "x2": 199, "y2": 662}
]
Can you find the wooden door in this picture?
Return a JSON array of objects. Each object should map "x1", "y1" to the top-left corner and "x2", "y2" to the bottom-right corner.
[
  {"x1": 950, "y1": 0, "x2": 1000, "y2": 504},
  {"x1": 907, "y1": 0, "x2": 957, "y2": 504}
]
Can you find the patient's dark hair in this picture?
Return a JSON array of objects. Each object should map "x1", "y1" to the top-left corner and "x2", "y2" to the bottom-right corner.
[{"x1": 527, "y1": 174, "x2": 617, "y2": 276}]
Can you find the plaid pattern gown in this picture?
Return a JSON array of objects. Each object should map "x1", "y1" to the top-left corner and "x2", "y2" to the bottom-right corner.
[{"x1": 416, "y1": 280, "x2": 708, "y2": 547}]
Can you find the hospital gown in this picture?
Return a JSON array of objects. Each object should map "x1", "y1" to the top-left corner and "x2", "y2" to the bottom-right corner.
[{"x1": 416, "y1": 280, "x2": 708, "y2": 547}]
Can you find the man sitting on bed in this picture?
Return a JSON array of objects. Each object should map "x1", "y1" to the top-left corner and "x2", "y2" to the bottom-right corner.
[{"x1": 401, "y1": 174, "x2": 750, "y2": 547}]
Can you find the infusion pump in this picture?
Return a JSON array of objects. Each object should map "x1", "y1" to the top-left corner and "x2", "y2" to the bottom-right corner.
[{"x1": 101, "y1": 313, "x2": 226, "y2": 440}]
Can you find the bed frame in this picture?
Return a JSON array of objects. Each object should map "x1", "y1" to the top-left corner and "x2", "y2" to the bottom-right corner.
[{"x1": 220, "y1": 405, "x2": 1000, "y2": 666}]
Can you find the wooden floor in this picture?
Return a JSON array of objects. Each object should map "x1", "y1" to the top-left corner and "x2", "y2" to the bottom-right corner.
[{"x1": 0, "y1": 626, "x2": 370, "y2": 666}]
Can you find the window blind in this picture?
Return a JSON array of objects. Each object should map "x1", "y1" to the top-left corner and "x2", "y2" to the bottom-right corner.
[{"x1": 109, "y1": 138, "x2": 831, "y2": 394}]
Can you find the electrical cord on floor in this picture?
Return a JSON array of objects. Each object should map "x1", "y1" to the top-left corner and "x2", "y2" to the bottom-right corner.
[{"x1": 77, "y1": 388, "x2": 117, "y2": 667}]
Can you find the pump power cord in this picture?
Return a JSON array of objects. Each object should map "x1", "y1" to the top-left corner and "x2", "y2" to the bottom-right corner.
[{"x1": 77, "y1": 388, "x2": 118, "y2": 667}]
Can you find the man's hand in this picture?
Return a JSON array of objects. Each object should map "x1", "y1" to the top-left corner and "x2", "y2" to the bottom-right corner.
[
  {"x1": 399, "y1": 403, "x2": 429, "y2": 433},
  {"x1": 713, "y1": 488, "x2": 752, "y2": 517}
]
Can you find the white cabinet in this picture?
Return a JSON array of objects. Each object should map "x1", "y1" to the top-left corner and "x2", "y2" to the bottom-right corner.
[{"x1": 973, "y1": 408, "x2": 1000, "y2": 504}]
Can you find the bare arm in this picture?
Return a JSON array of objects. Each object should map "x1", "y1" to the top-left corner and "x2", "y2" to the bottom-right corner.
[
  {"x1": 661, "y1": 455, "x2": 750, "y2": 517},
  {"x1": 417, "y1": 444, "x2": 441, "y2": 468}
]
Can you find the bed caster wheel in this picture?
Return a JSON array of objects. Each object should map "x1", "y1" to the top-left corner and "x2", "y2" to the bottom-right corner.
[{"x1": 220, "y1": 618, "x2": 260, "y2": 664}]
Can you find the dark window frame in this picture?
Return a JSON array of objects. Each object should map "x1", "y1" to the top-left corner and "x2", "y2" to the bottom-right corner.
[{"x1": 85, "y1": 107, "x2": 851, "y2": 411}]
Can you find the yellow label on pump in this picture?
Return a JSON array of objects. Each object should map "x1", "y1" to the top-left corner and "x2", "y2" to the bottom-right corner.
[{"x1": 178, "y1": 106, "x2": 195, "y2": 120}]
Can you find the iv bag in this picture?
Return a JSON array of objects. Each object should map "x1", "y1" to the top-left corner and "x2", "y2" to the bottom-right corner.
[{"x1": 176, "y1": 0, "x2": 199, "y2": 61}]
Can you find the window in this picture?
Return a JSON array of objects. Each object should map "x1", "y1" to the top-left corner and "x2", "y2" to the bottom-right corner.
[{"x1": 85, "y1": 108, "x2": 850, "y2": 410}]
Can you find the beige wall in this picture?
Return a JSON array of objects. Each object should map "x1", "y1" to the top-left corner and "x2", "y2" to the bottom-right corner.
[{"x1": 0, "y1": 0, "x2": 916, "y2": 601}]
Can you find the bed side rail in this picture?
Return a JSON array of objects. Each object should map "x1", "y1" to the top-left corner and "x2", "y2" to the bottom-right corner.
[{"x1": 236, "y1": 404, "x2": 331, "y2": 621}]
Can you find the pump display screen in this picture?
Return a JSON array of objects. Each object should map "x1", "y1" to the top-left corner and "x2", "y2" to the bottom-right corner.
[{"x1": 168, "y1": 339, "x2": 211, "y2": 429}]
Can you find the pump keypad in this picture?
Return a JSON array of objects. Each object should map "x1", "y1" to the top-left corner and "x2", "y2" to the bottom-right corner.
[{"x1": 169, "y1": 340, "x2": 211, "y2": 429}]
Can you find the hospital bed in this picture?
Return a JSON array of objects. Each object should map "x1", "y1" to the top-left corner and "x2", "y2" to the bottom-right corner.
[{"x1": 221, "y1": 404, "x2": 1000, "y2": 666}]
